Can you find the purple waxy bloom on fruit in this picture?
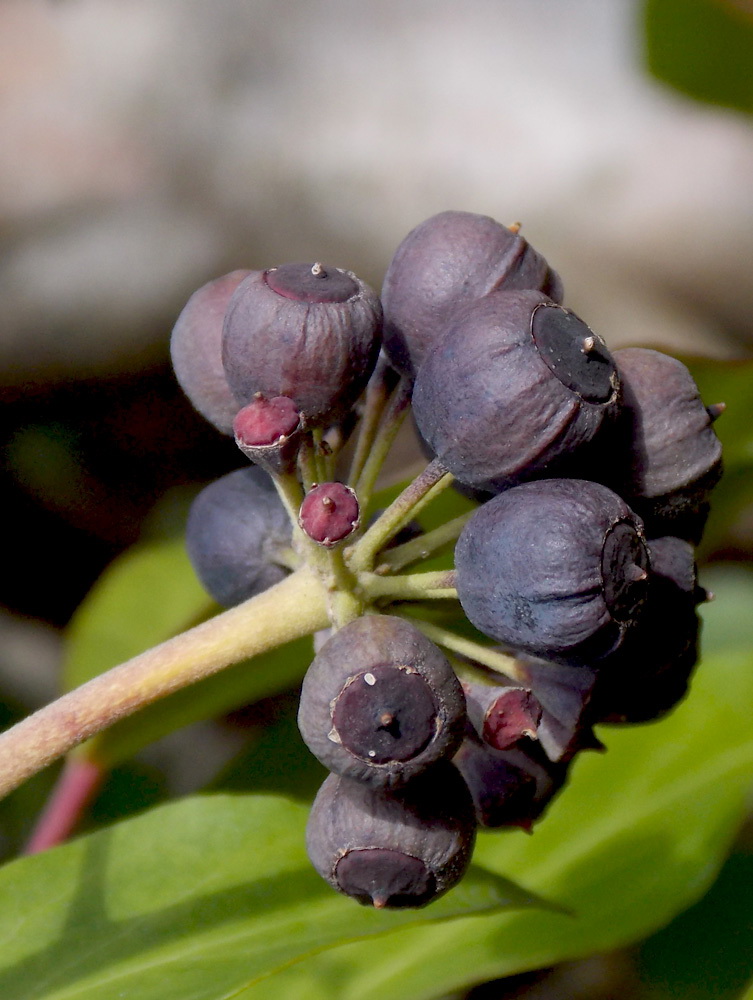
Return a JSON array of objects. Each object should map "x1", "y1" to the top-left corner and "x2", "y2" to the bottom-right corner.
[
  {"x1": 455, "y1": 479, "x2": 650, "y2": 664},
  {"x1": 607, "y1": 348, "x2": 723, "y2": 541},
  {"x1": 306, "y1": 765, "x2": 475, "y2": 908},
  {"x1": 413, "y1": 290, "x2": 620, "y2": 493},
  {"x1": 170, "y1": 269, "x2": 251, "y2": 434},
  {"x1": 185, "y1": 467, "x2": 291, "y2": 608},
  {"x1": 453, "y1": 730, "x2": 566, "y2": 830},
  {"x1": 298, "y1": 615, "x2": 466, "y2": 788},
  {"x1": 381, "y1": 210, "x2": 562, "y2": 378},
  {"x1": 222, "y1": 262, "x2": 382, "y2": 424}
]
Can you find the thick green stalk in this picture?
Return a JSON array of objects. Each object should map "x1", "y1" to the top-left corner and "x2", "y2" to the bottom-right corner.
[{"x1": 0, "y1": 568, "x2": 328, "y2": 802}]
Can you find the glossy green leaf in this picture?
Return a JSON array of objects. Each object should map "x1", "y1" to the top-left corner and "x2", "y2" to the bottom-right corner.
[
  {"x1": 59, "y1": 535, "x2": 314, "y2": 768},
  {"x1": 644, "y1": 0, "x2": 753, "y2": 114},
  {"x1": 62, "y1": 536, "x2": 213, "y2": 691},
  {"x1": 0, "y1": 795, "x2": 540, "y2": 1000},
  {"x1": 231, "y1": 571, "x2": 753, "y2": 999},
  {"x1": 685, "y1": 357, "x2": 753, "y2": 554}
]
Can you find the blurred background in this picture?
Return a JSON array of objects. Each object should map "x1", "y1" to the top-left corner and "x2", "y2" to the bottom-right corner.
[{"x1": 1, "y1": 1, "x2": 752, "y2": 997}]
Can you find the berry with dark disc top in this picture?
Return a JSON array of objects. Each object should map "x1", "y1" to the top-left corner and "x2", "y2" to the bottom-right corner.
[
  {"x1": 222, "y1": 263, "x2": 382, "y2": 424},
  {"x1": 298, "y1": 615, "x2": 466, "y2": 787},
  {"x1": 412, "y1": 291, "x2": 621, "y2": 492},
  {"x1": 306, "y1": 765, "x2": 476, "y2": 908},
  {"x1": 455, "y1": 479, "x2": 650, "y2": 664}
]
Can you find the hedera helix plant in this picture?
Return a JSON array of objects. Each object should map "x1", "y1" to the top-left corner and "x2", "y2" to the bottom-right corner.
[{"x1": 0, "y1": 211, "x2": 725, "y2": 913}]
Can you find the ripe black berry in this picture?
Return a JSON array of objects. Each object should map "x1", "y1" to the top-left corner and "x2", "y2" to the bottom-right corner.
[
  {"x1": 453, "y1": 730, "x2": 566, "y2": 830},
  {"x1": 589, "y1": 535, "x2": 702, "y2": 724},
  {"x1": 185, "y1": 466, "x2": 291, "y2": 607},
  {"x1": 306, "y1": 764, "x2": 476, "y2": 908},
  {"x1": 170, "y1": 270, "x2": 250, "y2": 434},
  {"x1": 222, "y1": 263, "x2": 382, "y2": 424},
  {"x1": 412, "y1": 291, "x2": 621, "y2": 492},
  {"x1": 455, "y1": 479, "x2": 650, "y2": 664},
  {"x1": 298, "y1": 615, "x2": 466, "y2": 788},
  {"x1": 381, "y1": 210, "x2": 563, "y2": 378},
  {"x1": 608, "y1": 348, "x2": 723, "y2": 541}
]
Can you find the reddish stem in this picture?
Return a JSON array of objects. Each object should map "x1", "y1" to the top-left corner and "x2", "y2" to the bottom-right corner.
[{"x1": 23, "y1": 755, "x2": 104, "y2": 855}]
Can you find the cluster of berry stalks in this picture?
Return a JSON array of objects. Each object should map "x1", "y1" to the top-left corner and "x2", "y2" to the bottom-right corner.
[{"x1": 171, "y1": 210, "x2": 723, "y2": 910}]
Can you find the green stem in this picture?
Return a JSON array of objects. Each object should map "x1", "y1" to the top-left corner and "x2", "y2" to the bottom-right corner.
[
  {"x1": 361, "y1": 569, "x2": 458, "y2": 602},
  {"x1": 352, "y1": 376, "x2": 412, "y2": 509},
  {"x1": 324, "y1": 547, "x2": 365, "y2": 627},
  {"x1": 348, "y1": 357, "x2": 398, "y2": 488},
  {"x1": 0, "y1": 568, "x2": 329, "y2": 803},
  {"x1": 349, "y1": 458, "x2": 454, "y2": 572},
  {"x1": 272, "y1": 470, "x2": 304, "y2": 527},
  {"x1": 376, "y1": 510, "x2": 474, "y2": 572},
  {"x1": 398, "y1": 615, "x2": 525, "y2": 683},
  {"x1": 298, "y1": 433, "x2": 321, "y2": 492}
]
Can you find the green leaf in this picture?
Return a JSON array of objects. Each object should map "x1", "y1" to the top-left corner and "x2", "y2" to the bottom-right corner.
[
  {"x1": 684, "y1": 357, "x2": 753, "y2": 555},
  {"x1": 232, "y1": 570, "x2": 753, "y2": 999},
  {"x1": 643, "y1": 0, "x2": 753, "y2": 114},
  {"x1": 62, "y1": 537, "x2": 213, "y2": 691},
  {"x1": 60, "y1": 536, "x2": 313, "y2": 769},
  {"x1": 0, "y1": 795, "x2": 538, "y2": 1000}
]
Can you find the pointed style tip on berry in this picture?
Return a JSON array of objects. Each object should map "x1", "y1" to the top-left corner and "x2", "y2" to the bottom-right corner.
[
  {"x1": 626, "y1": 564, "x2": 649, "y2": 584},
  {"x1": 508, "y1": 221, "x2": 522, "y2": 233},
  {"x1": 299, "y1": 482, "x2": 361, "y2": 547},
  {"x1": 581, "y1": 335, "x2": 596, "y2": 354},
  {"x1": 372, "y1": 896, "x2": 388, "y2": 909},
  {"x1": 311, "y1": 261, "x2": 326, "y2": 277},
  {"x1": 703, "y1": 589, "x2": 715, "y2": 603},
  {"x1": 707, "y1": 402, "x2": 726, "y2": 422},
  {"x1": 232, "y1": 395, "x2": 303, "y2": 472}
]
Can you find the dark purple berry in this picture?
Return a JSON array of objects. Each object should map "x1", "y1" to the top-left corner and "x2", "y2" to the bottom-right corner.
[
  {"x1": 382, "y1": 211, "x2": 563, "y2": 378},
  {"x1": 170, "y1": 270, "x2": 250, "y2": 434},
  {"x1": 589, "y1": 535, "x2": 702, "y2": 724},
  {"x1": 222, "y1": 263, "x2": 382, "y2": 424},
  {"x1": 185, "y1": 467, "x2": 291, "y2": 607},
  {"x1": 306, "y1": 764, "x2": 476, "y2": 908},
  {"x1": 455, "y1": 479, "x2": 650, "y2": 664},
  {"x1": 453, "y1": 730, "x2": 566, "y2": 830},
  {"x1": 299, "y1": 482, "x2": 360, "y2": 547},
  {"x1": 412, "y1": 291, "x2": 621, "y2": 492},
  {"x1": 608, "y1": 348, "x2": 723, "y2": 541},
  {"x1": 233, "y1": 394, "x2": 303, "y2": 473},
  {"x1": 298, "y1": 615, "x2": 466, "y2": 788}
]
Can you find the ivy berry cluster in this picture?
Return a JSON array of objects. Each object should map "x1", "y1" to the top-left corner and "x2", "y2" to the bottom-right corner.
[{"x1": 171, "y1": 210, "x2": 723, "y2": 910}]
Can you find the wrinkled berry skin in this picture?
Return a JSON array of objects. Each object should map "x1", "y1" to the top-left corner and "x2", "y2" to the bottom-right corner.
[
  {"x1": 382, "y1": 210, "x2": 563, "y2": 378},
  {"x1": 298, "y1": 615, "x2": 466, "y2": 788},
  {"x1": 413, "y1": 290, "x2": 620, "y2": 492},
  {"x1": 306, "y1": 765, "x2": 476, "y2": 908},
  {"x1": 222, "y1": 263, "x2": 382, "y2": 424},
  {"x1": 608, "y1": 348, "x2": 723, "y2": 541},
  {"x1": 170, "y1": 270, "x2": 251, "y2": 434},
  {"x1": 185, "y1": 467, "x2": 291, "y2": 607},
  {"x1": 455, "y1": 479, "x2": 650, "y2": 664}
]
